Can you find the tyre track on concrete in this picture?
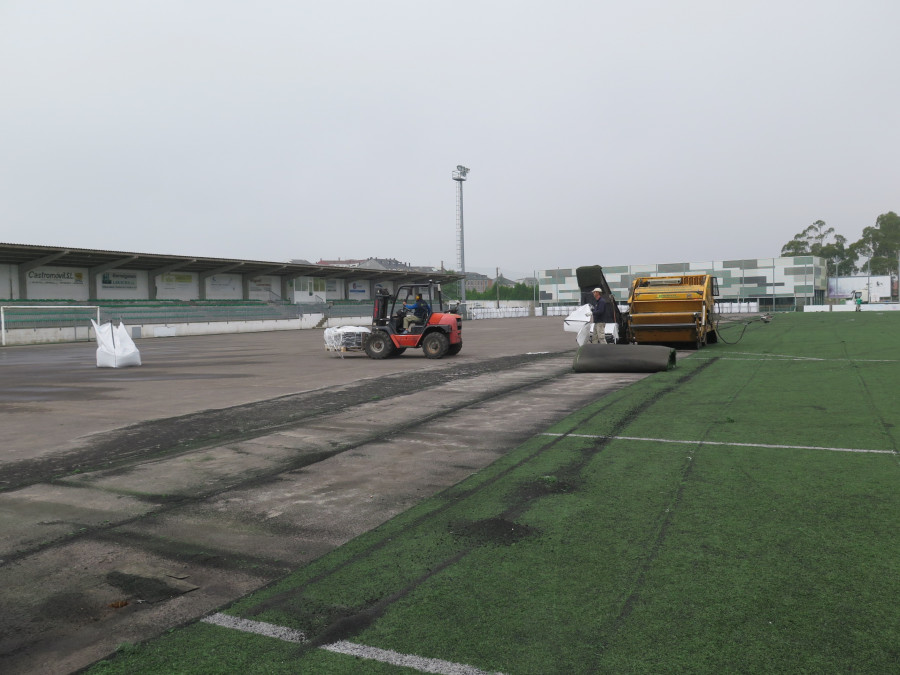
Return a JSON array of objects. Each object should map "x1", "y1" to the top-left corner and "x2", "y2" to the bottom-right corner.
[
  {"x1": 0, "y1": 352, "x2": 648, "y2": 675},
  {"x1": 0, "y1": 352, "x2": 568, "y2": 493},
  {"x1": 1, "y1": 353, "x2": 570, "y2": 565}
]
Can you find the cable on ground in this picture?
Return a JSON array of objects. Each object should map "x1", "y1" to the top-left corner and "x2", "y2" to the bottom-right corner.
[{"x1": 713, "y1": 313, "x2": 772, "y2": 345}]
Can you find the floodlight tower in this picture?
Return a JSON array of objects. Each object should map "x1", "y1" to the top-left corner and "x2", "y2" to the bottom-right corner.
[{"x1": 452, "y1": 165, "x2": 470, "y2": 309}]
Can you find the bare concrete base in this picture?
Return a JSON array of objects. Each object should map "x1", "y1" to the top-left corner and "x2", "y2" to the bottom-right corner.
[{"x1": 0, "y1": 319, "x2": 659, "y2": 673}]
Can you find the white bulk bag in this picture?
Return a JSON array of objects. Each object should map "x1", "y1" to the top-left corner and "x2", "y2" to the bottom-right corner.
[
  {"x1": 91, "y1": 319, "x2": 142, "y2": 368},
  {"x1": 563, "y1": 304, "x2": 592, "y2": 333}
]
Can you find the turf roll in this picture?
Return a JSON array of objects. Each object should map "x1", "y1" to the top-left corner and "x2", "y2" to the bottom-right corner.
[{"x1": 573, "y1": 344, "x2": 676, "y2": 373}]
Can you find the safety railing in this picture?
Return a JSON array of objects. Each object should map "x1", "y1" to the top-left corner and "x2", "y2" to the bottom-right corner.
[{"x1": 0, "y1": 300, "x2": 302, "y2": 330}]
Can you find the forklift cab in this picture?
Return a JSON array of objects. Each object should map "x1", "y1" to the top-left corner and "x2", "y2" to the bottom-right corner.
[
  {"x1": 393, "y1": 285, "x2": 434, "y2": 333},
  {"x1": 372, "y1": 283, "x2": 444, "y2": 334}
]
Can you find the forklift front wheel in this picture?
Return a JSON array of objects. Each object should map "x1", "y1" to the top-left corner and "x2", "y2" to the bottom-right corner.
[
  {"x1": 364, "y1": 331, "x2": 395, "y2": 359},
  {"x1": 422, "y1": 332, "x2": 449, "y2": 359}
]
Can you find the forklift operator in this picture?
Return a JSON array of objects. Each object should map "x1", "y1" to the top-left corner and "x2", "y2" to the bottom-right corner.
[{"x1": 402, "y1": 294, "x2": 430, "y2": 332}]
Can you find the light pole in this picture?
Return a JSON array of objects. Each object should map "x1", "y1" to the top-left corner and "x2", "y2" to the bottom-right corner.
[
  {"x1": 804, "y1": 261, "x2": 808, "y2": 309},
  {"x1": 771, "y1": 258, "x2": 775, "y2": 312},
  {"x1": 452, "y1": 165, "x2": 469, "y2": 312},
  {"x1": 867, "y1": 258, "x2": 871, "y2": 303}
]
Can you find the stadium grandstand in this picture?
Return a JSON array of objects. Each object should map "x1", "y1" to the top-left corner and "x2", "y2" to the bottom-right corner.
[{"x1": 0, "y1": 243, "x2": 462, "y2": 345}]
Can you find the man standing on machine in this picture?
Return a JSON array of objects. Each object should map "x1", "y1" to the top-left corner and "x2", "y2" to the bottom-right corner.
[{"x1": 589, "y1": 287, "x2": 608, "y2": 343}]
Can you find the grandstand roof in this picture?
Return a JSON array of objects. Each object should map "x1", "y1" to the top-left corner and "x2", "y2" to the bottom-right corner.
[{"x1": 0, "y1": 243, "x2": 462, "y2": 285}]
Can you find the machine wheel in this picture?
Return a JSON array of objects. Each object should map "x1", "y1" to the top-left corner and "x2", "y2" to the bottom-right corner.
[
  {"x1": 390, "y1": 347, "x2": 407, "y2": 357},
  {"x1": 693, "y1": 321, "x2": 706, "y2": 350},
  {"x1": 422, "y1": 332, "x2": 449, "y2": 359},
  {"x1": 694, "y1": 330, "x2": 707, "y2": 350},
  {"x1": 446, "y1": 340, "x2": 462, "y2": 356},
  {"x1": 364, "y1": 331, "x2": 395, "y2": 359}
]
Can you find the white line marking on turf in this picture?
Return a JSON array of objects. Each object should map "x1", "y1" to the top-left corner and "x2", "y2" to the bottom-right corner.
[
  {"x1": 541, "y1": 433, "x2": 894, "y2": 455},
  {"x1": 201, "y1": 613, "x2": 306, "y2": 643},
  {"x1": 692, "y1": 351, "x2": 899, "y2": 362},
  {"x1": 202, "y1": 613, "x2": 504, "y2": 675},
  {"x1": 707, "y1": 351, "x2": 824, "y2": 361},
  {"x1": 322, "y1": 640, "x2": 504, "y2": 674}
]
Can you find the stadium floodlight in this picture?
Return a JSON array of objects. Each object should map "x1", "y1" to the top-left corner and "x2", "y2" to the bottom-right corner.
[{"x1": 452, "y1": 165, "x2": 470, "y2": 310}]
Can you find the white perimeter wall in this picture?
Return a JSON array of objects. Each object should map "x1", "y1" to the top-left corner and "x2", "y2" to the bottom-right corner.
[{"x1": 804, "y1": 303, "x2": 900, "y2": 312}]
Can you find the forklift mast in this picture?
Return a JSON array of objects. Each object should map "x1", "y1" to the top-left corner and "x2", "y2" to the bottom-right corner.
[{"x1": 373, "y1": 288, "x2": 391, "y2": 326}]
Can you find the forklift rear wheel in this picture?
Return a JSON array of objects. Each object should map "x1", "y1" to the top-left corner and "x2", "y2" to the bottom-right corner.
[
  {"x1": 422, "y1": 332, "x2": 449, "y2": 359},
  {"x1": 364, "y1": 331, "x2": 395, "y2": 359},
  {"x1": 446, "y1": 340, "x2": 462, "y2": 356}
]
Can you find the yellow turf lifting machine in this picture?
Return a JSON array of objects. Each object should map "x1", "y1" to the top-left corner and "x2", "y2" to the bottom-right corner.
[{"x1": 567, "y1": 266, "x2": 719, "y2": 373}]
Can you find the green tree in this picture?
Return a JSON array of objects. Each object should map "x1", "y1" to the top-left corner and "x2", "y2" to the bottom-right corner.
[
  {"x1": 781, "y1": 219, "x2": 857, "y2": 276},
  {"x1": 818, "y1": 234, "x2": 856, "y2": 277},
  {"x1": 780, "y1": 220, "x2": 834, "y2": 256},
  {"x1": 439, "y1": 271, "x2": 467, "y2": 302},
  {"x1": 466, "y1": 282, "x2": 535, "y2": 301},
  {"x1": 852, "y1": 211, "x2": 900, "y2": 275}
]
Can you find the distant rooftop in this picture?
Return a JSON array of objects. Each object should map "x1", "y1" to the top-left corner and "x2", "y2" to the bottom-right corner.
[{"x1": 316, "y1": 257, "x2": 438, "y2": 274}]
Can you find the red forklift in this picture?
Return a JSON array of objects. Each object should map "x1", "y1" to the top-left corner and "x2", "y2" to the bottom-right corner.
[{"x1": 363, "y1": 282, "x2": 462, "y2": 359}]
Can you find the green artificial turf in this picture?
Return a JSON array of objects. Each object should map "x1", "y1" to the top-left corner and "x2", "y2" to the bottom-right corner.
[{"x1": 88, "y1": 312, "x2": 900, "y2": 674}]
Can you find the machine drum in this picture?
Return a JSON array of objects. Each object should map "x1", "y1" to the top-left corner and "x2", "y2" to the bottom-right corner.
[{"x1": 573, "y1": 344, "x2": 676, "y2": 373}]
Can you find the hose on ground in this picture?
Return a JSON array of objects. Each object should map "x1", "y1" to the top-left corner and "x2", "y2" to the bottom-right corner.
[{"x1": 713, "y1": 313, "x2": 772, "y2": 345}]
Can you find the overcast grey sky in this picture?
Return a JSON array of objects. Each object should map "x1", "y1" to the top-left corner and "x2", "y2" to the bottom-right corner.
[{"x1": 2, "y1": 1, "x2": 897, "y2": 280}]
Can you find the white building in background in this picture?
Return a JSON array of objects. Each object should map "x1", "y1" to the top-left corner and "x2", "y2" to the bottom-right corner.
[
  {"x1": 539, "y1": 256, "x2": 828, "y2": 310},
  {"x1": 828, "y1": 275, "x2": 895, "y2": 303}
]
